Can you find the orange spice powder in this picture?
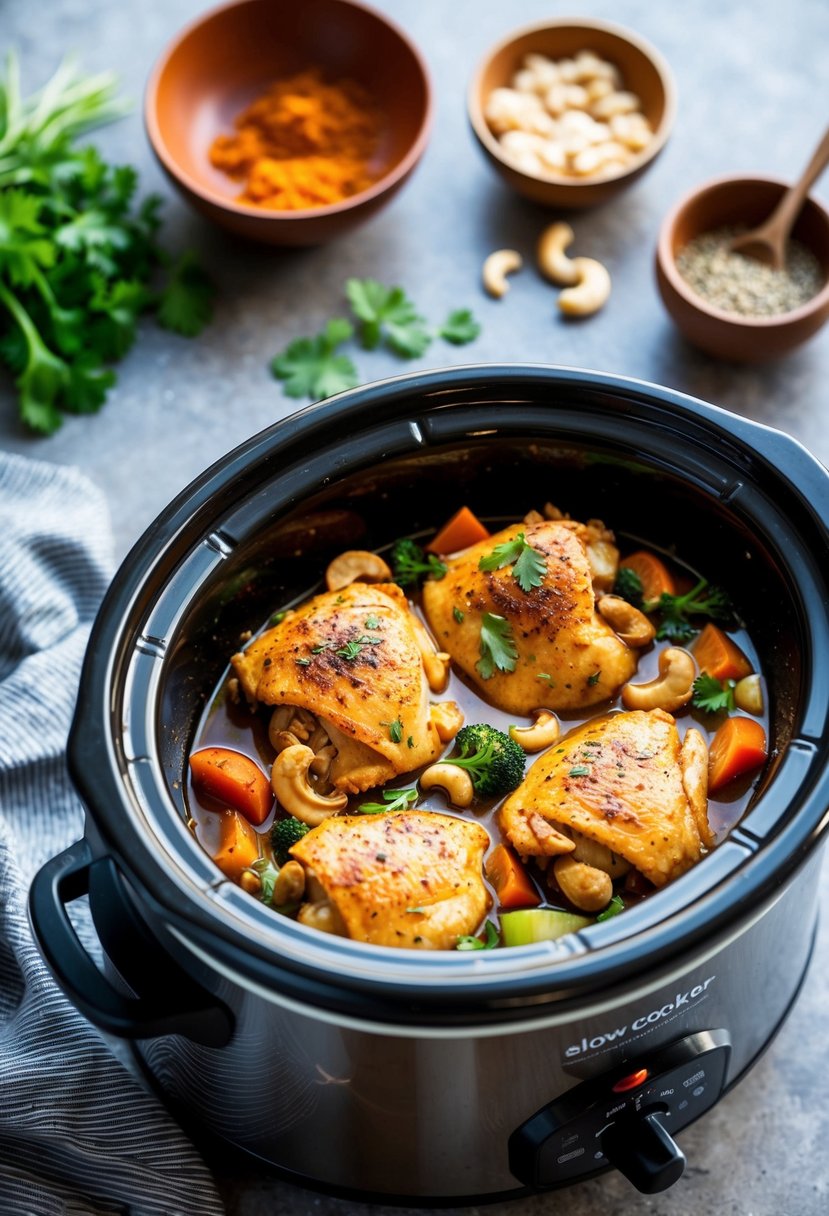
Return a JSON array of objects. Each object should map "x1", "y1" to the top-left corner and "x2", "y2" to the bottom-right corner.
[{"x1": 209, "y1": 69, "x2": 382, "y2": 211}]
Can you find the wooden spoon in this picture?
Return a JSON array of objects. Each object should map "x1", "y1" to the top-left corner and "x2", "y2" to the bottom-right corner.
[{"x1": 729, "y1": 124, "x2": 829, "y2": 269}]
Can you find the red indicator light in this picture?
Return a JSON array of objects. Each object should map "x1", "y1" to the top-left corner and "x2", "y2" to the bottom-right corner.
[{"x1": 612, "y1": 1068, "x2": 649, "y2": 1093}]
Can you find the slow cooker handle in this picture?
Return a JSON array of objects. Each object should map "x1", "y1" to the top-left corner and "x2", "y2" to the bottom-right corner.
[{"x1": 28, "y1": 838, "x2": 233, "y2": 1046}]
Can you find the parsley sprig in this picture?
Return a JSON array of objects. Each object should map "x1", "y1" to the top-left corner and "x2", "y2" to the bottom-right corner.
[
  {"x1": 645, "y1": 578, "x2": 732, "y2": 643},
  {"x1": 692, "y1": 673, "x2": 736, "y2": 714},
  {"x1": 0, "y1": 54, "x2": 213, "y2": 434},
  {"x1": 390, "y1": 538, "x2": 447, "y2": 587},
  {"x1": 478, "y1": 531, "x2": 547, "y2": 593},
  {"x1": 476, "y1": 612, "x2": 518, "y2": 680},
  {"x1": 358, "y1": 786, "x2": 419, "y2": 814}
]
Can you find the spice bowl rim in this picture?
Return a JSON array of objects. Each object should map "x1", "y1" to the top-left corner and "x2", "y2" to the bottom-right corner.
[
  {"x1": 467, "y1": 15, "x2": 677, "y2": 205},
  {"x1": 143, "y1": 0, "x2": 434, "y2": 225},
  {"x1": 656, "y1": 172, "x2": 829, "y2": 329}
]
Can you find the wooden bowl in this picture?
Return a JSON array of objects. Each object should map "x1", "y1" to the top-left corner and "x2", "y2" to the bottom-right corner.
[
  {"x1": 656, "y1": 176, "x2": 829, "y2": 362},
  {"x1": 145, "y1": 0, "x2": 432, "y2": 246},
  {"x1": 468, "y1": 17, "x2": 676, "y2": 209}
]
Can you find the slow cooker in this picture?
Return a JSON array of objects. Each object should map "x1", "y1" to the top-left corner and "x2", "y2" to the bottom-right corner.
[{"x1": 29, "y1": 366, "x2": 829, "y2": 1202}]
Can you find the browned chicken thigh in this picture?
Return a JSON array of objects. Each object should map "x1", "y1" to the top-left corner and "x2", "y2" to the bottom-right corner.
[
  {"x1": 422, "y1": 519, "x2": 637, "y2": 714},
  {"x1": 290, "y1": 811, "x2": 491, "y2": 948},
  {"x1": 232, "y1": 582, "x2": 459, "y2": 795},
  {"x1": 498, "y1": 709, "x2": 712, "y2": 887}
]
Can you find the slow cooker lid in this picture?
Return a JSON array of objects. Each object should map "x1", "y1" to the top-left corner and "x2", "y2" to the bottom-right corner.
[{"x1": 69, "y1": 366, "x2": 829, "y2": 1016}]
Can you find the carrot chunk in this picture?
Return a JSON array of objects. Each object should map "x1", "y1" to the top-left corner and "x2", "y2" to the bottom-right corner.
[
  {"x1": 426, "y1": 506, "x2": 490, "y2": 554},
  {"x1": 211, "y1": 810, "x2": 260, "y2": 881},
  {"x1": 619, "y1": 550, "x2": 676, "y2": 601},
  {"x1": 708, "y1": 717, "x2": 767, "y2": 792},
  {"x1": 692, "y1": 622, "x2": 752, "y2": 681},
  {"x1": 189, "y1": 746, "x2": 273, "y2": 825},
  {"x1": 485, "y1": 844, "x2": 541, "y2": 909}
]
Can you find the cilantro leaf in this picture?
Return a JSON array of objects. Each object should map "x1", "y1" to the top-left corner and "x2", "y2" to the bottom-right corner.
[
  {"x1": 0, "y1": 189, "x2": 56, "y2": 286},
  {"x1": 346, "y1": 277, "x2": 432, "y2": 358},
  {"x1": 438, "y1": 308, "x2": 481, "y2": 345},
  {"x1": 596, "y1": 894, "x2": 625, "y2": 922},
  {"x1": 270, "y1": 318, "x2": 358, "y2": 400},
  {"x1": 479, "y1": 531, "x2": 547, "y2": 592},
  {"x1": 692, "y1": 673, "x2": 736, "y2": 715},
  {"x1": 476, "y1": 612, "x2": 518, "y2": 680},
  {"x1": 381, "y1": 717, "x2": 403, "y2": 744},
  {"x1": 156, "y1": 252, "x2": 214, "y2": 337},
  {"x1": 390, "y1": 537, "x2": 447, "y2": 587}
]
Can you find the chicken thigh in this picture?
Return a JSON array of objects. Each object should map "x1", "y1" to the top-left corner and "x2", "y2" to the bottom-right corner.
[
  {"x1": 232, "y1": 582, "x2": 458, "y2": 795},
  {"x1": 422, "y1": 519, "x2": 637, "y2": 714},
  {"x1": 290, "y1": 811, "x2": 491, "y2": 949},
  {"x1": 498, "y1": 709, "x2": 712, "y2": 887}
]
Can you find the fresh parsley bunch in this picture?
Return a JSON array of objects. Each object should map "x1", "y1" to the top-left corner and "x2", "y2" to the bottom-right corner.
[{"x1": 0, "y1": 53, "x2": 214, "y2": 434}]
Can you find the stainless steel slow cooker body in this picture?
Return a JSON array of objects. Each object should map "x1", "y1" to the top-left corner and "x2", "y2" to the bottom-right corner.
[{"x1": 29, "y1": 366, "x2": 829, "y2": 1202}]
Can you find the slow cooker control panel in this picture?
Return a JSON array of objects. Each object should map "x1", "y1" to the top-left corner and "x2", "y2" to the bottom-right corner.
[{"x1": 509, "y1": 1030, "x2": 731, "y2": 1194}]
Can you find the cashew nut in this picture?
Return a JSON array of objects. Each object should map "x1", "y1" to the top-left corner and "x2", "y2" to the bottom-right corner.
[
  {"x1": 621, "y1": 647, "x2": 696, "y2": 712},
  {"x1": 510, "y1": 709, "x2": 560, "y2": 753},
  {"x1": 597, "y1": 594, "x2": 656, "y2": 647},
  {"x1": 568, "y1": 829, "x2": 631, "y2": 878},
  {"x1": 419, "y1": 763, "x2": 475, "y2": 808},
  {"x1": 272, "y1": 859, "x2": 306, "y2": 905},
  {"x1": 537, "y1": 222, "x2": 580, "y2": 285},
  {"x1": 558, "y1": 257, "x2": 611, "y2": 316},
  {"x1": 430, "y1": 700, "x2": 464, "y2": 743},
  {"x1": 271, "y1": 743, "x2": 348, "y2": 826},
  {"x1": 553, "y1": 855, "x2": 613, "y2": 912},
  {"x1": 483, "y1": 249, "x2": 522, "y2": 298},
  {"x1": 325, "y1": 550, "x2": 392, "y2": 592}
]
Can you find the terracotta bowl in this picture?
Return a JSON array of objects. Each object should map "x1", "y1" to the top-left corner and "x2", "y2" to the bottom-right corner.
[
  {"x1": 468, "y1": 17, "x2": 676, "y2": 209},
  {"x1": 656, "y1": 176, "x2": 829, "y2": 362},
  {"x1": 145, "y1": 0, "x2": 432, "y2": 246}
]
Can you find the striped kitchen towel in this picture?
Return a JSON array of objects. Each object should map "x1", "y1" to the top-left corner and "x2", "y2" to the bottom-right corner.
[{"x1": 0, "y1": 452, "x2": 223, "y2": 1216}]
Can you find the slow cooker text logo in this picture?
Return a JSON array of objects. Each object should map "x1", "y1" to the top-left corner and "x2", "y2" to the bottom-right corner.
[{"x1": 564, "y1": 976, "x2": 716, "y2": 1058}]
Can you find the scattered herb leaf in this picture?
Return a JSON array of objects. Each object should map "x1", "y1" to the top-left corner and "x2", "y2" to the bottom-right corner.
[
  {"x1": 569, "y1": 765, "x2": 590, "y2": 777},
  {"x1": 537, "y1": 672, "x2": 555, "y2": 684},
  {"x1": 270, "y1": 316, "x2": 358, "y2": 400},
  {"x1": 346, "y1": 277, "x2": 432, "y2": 357},
  {"x1": 155, "y1": 251, "x2": 214, "y2": 336},
  {"x1": 453, "y1": 606, "x2": 465, "y2": 624},
  {"x1": 613, "y1": 566, "x2": 644, "y2": 606},
  {"x1": 364, "y1": 614, "x2": 381, "y2": 629},
  {"x1": 692, "y1": 673, "x2": 737, "y2": 714},
  {"x1": 381, "y1": 717, "x2": 403, "y2": 743},
  {"x1": 269, "y1": 610, "x2": 287, "y2": 626},
  {"x1": 407, "y1": 735, "x2": 415, "y2": 749},
  {"x1": 295, "y1": 657, "x2": 311, "y2": 666},
  {"x1": 359, "y1": 786, "x2": 419, "y2": 814},
  {"x1": 479, "y1": 531, "x2": 547, "y2": 593},
  {"x1": 587, "y1": 670, "x2": 601, "y2": 686},
  {"x1": 476, "y1": 612, "x2": 518, "y2": 680},
  {"x1": 438, "y1": 307, "x2": 481, "y2": 345}
]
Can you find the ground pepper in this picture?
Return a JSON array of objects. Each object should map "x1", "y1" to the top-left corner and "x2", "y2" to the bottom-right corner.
[
  {"x1": 676, "y1": 225, "x2": 824, "y2": 317},
  {"x1": 209, "y1": 68, "x2": 382, "y2": 211}
]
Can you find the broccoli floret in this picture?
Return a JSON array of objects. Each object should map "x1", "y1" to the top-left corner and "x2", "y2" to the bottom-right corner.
[
  {"x1": 446, "y1": 724, "x2": 525, "y2": 798},
  {"x1": 271, "y1": 815, "x2": 309, "y2": 864}
]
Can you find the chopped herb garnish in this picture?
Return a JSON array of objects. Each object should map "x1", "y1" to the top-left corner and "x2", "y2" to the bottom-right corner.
[
  {"x1": 569, "y1": 765, "x2": 590, "y2": 778},
  {"x1": 476, "y1": 612, "x2": 518, "y2": 680},
  {"x1": 390, "y1": 537, "x2": 448, "y2": 587},
  {"x1": 406, "y1": 906, "x2": 426, "y2": 915},
  {"x1": 269, "y1": 610, "x2": 287, "y2": 626},
  {"x1": 358, "y1": 786, "x2": 419, "y2": 814},
  {"x1": 456, "y1": 920, "x2": 500, "y2": 951},
  {"x1": 645, "y1": 578, "x2": 733, "y2": 643},
  {"x1": 296, "y1": 657, "x2": 311, "y2": 666},
  {"x1": 346, "y1": 278, "x2": 432, "y2": 357},
  {"x1": 407, "y1": 735, "x2": 415, "y2": 749},
  {"x1": 364, "y1": 614, "x2": 381, "y2": 629},
  {"x1": 537, "y1": 672, "x2": 555, "y2": 684},
  {"x1": 478, "y1": 531, "x2": 547, "y2": 593},
  {"x1": 453, "y1": 606, "x2": 465, "y2": 624},
  {"x1": 438, "y1": 308, "x2": 481, "y2": 345},
  {"x1": 251, "y1": 858, "x2": 279, "y2": 906},
  {"x1": 335, "y1": 635, "x2": 382, "y2": 660},
  {"x1": 692, "y1": 673, "x2": 737, "y2": 714},
  {"x1": 596, "y1": 894, "x2": 625, "y2": 922},
  {"x1": 335, "y1": 594, "x2": 346, "y2": 604},
  {"x1": 587, "y1": 670, "x2": 601, "y2": 686},
  {"x1": 270, "y1": 317, "x2": 359, "y2": 400},
  {"x1": 381, "y1": 717, "x2": 404, "y2": 743},
  {"x1": 311, "y1": 642, "x2": 333, "y2": 653}
]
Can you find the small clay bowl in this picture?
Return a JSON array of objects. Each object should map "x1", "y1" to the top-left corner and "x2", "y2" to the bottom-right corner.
[
  {"x1": 468, "y1": 17, "x2": 676, "y2": 209},
  {"x1": 145, "y1": 0, "x2": 432, "y2": 246},
  {"x1": 656, "y1": 176, "x2": 829, "y2": 362}
]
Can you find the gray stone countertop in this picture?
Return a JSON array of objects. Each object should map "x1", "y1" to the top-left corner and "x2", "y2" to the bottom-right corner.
[{"x1": 2, "y1": 1, "x2": 829, "y2": 1213}]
